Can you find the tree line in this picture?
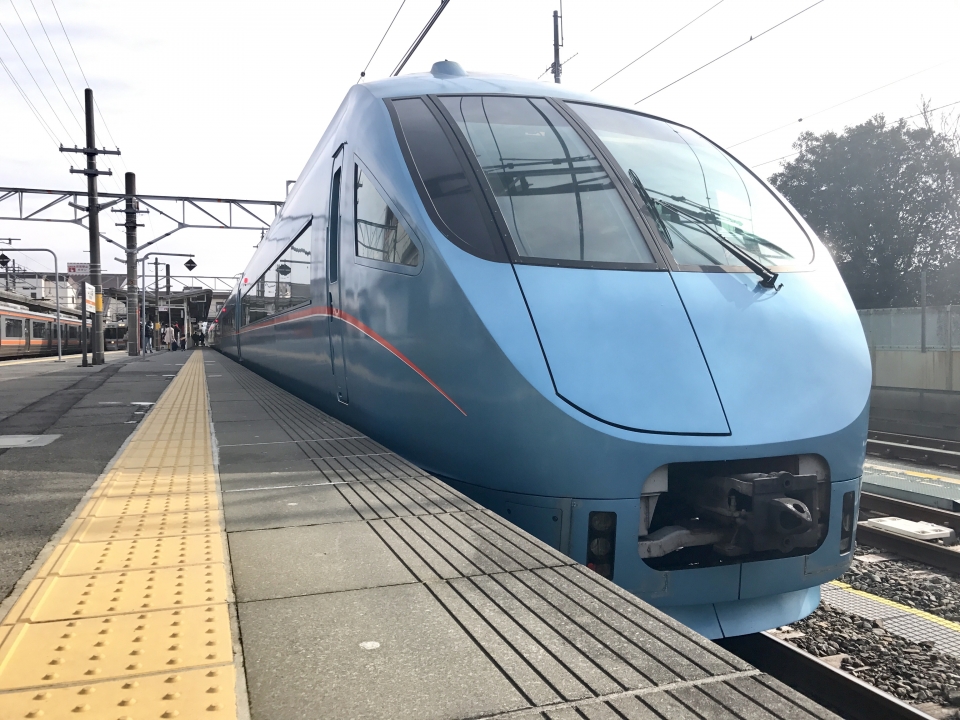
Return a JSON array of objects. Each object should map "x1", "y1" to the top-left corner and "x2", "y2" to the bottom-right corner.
[{"x1": 768, "y1": 101, "x2": 960, "y2": 309}]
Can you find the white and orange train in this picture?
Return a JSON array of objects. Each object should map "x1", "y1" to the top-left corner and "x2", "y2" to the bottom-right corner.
[{"x1": 0, "y1": 300, "x2": 88, "y2": 359}]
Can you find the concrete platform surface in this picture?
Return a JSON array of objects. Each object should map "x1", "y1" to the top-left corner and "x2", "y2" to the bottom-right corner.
[
  {"x1": 208, "y1": 352, "x2": 838, "y2": 720},
  {"x1": 0, "y1": 349, "x2": 840, "y2": 719}
]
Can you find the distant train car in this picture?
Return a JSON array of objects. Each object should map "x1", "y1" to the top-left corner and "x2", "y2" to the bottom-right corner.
[
  {"x1": 104, "y1": 322, "x2": 128, "y2": 351},
  {"x1": 213, "y1": 62, "x2": 871, "y2": 639},
  {"x1": 0, "y1": 300, "x2": 86, "y2": 359}
]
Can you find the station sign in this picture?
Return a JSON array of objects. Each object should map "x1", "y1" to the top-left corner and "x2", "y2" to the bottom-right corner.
[
  {"x1": 83, "y1": 283, "x2": 96, "y2": 316},
  {"x1": 68, "y1": 262, "x2": 90, "y2": 275}
]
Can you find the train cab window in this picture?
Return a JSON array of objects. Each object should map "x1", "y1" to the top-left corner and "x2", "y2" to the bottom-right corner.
[
  {"x1": 241, "y1": 222, "x2": 311, "y2": 326},
  {"x1": 569, "y1": 103, "x2": 814, "y2": 268},
  {"x1": 355, "y1": 165, "x2": 419, "y2": 267},
  {"x1": 33, "y1": 321, "x2": 47, "y2": 339},
  {"x1": 4, "y1": 318, "x2": 23, "y2": 338},
  {"x1": 439, "y1": 95, "x2": 653, "y2": 265},
  {"x1": 390, "y1": 98, "x2": 503, "y2": 261}
]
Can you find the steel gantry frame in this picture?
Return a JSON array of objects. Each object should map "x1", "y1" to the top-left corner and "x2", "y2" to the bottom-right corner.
[{"x1": 0, "y1": 186, "x2": 283, "y2": 253}]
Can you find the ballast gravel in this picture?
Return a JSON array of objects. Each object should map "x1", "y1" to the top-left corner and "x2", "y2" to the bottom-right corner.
[
  {"x1": 785, "y1": 604, "x2": 960, "y2": 711},
  {"x1": 842, "y1": 546, "x2": 960, "y2": 622}
]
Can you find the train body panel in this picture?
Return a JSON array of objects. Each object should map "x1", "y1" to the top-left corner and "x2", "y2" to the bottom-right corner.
[
  {"x1": 213, "y1": 66, "x2": 871, "y2": 638},
  {"x1": 0, "y1": 302, "x2": 89, "y2": 359}
]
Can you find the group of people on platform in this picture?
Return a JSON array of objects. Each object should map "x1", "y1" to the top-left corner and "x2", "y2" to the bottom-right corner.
[{"x1": 139, "y1": 322, "x2": 206, "y2": 353}]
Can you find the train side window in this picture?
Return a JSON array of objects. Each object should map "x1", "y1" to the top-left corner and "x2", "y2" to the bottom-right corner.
[
  {"x1": 272, "y1": 222, "x2": 312, "y2": 314},
  {"x1": 5, "y1": 318, "x2": 23, "y2": 338},
  {"x1": 355, "y1": 165, "x2": 419, "y2": 268},
  {"x1": 389, "y1": 98, "x2": 503, "y2": 261},
  {"x1": 33, "y1": 321, "x2": 47, "y2": 339},
  {"x1": 69, "y1": 325, "x2": 78, "y2": 340},
  {"x1": 240, "y1": 221, "x2": 312, "y2": 326}
]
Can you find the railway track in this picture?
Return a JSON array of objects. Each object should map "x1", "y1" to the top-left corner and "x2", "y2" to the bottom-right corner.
[
  {"x1": 718, "y1": 631, "x2": 933, "y2": 720},
  {"x1": 858, "y1": 492, "x2": 960, "y2": 574},
  {"x1": 867, "y1": 431, "x2": 960, "y2": 468}
]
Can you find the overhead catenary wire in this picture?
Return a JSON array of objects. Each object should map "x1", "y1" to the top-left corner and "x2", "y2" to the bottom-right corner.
[
  {"x1": 28, "y1": 0, "x2": 82, "y2": 114},
  {"x1": 47, "y1": 0, "x2": 125, "y2": 189},
  {"x1": 8, "y1": 0, "x2": 83, "y2": 133},
  {"x1": 903, "y1": 99, "x2": 960, "y2": 121},
  {"x1": 728, "y1": 60, "x2": 954, "y2": 149},
  {"x1": 591, "y1": 0, "x2": 725, "y2": 92},
  {"x1": 358, "y1": 0, "x2": 407, "y2": 83},
  {"x1": 635, "y1": 0, "x2": 826, "y2": 105},
  {"x1": 0, "y1": 15, "x2": 74, "y2": 139},
  {"x1": 0, "y1": 51, "x2": 69, "y2": 160},
  {"x1": 749, "y1": 100, "x2": 960, "y2": 170}
]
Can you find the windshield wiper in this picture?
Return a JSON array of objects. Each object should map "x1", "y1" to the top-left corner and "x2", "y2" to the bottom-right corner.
[
  {"x1": 653, "y1": 196, "x2": 781, "y2": 289},
  {"x1": 629, "y1": 171, "x2": 780, "y2": 288},
  {"x1": 648, "y1": 188, "x2": 795, "y2": 268},
  {"x1": 627, "y1": 170, "x2": 675, "y2": 249}
]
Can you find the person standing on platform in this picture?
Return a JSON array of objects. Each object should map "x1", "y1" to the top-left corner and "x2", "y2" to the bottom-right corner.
[
  {"x1": 180, "y1": 330, "x2": 187, "y2": 351},
  {"x1": 163, "y1": 324, "x2": 175, "y2": 351}
]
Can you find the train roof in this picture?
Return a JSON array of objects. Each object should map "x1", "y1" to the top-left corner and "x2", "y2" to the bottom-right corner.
[{"x1": 361, "y1": 61, "x2": 598, "y2": 104}]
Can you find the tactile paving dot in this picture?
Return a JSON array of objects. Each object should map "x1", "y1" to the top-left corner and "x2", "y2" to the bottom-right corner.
[
  {"x1": 85, "y1": 492, "x2": 220, "y2": 518},
  {"x1": 0, "y1": 605, "x2": 231, "y2": 689},
  {"x1": 45, "y1": 534, "x2": 224, "y2": 576},
  {"x1": 10, "y1": 565, "x2": 228, "y2": 623},
  {"x1": 72, "y1": 510, "x2": 218, "y2": 543},
  {"x1": 101, "y1": 477, "x2": 216, "y2": 498},
  {"x1": 0, "y1": 664, "x2": 235, "y2": 717}
]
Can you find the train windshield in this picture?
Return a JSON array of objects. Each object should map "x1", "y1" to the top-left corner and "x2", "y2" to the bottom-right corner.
[
  {"x1": 570, "y1": 103, "x2": 813, "y2": 267},
  {"x1": 438, "y1": 96, "x2": 654, "y2": 265}
]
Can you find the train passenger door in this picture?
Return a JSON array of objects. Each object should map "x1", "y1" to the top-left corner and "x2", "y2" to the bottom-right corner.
[{"x1": 327, "y1": 147, "x2": 349, "y2": 404}]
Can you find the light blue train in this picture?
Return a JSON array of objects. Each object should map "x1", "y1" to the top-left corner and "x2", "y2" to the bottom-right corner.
[{"x1": 212, "y1": 61, "x2": 870, "y2": 638}]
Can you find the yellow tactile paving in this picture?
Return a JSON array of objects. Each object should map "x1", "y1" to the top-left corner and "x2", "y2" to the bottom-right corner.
[
  {"x1": 5, "y1": 565, "x2": 228, "y2": 624},
  {"x1": 0, "y1": 352, "x2": 238, "y2": 719},
  {"x1": 83, "y1": 491, "x2": 220, "y2": 518},
  {"x1": 0, "y1": 665, "x2": 236, "y2": 719},
  {"x1": 40, "y1": 534, "x2": 224, "y2": 577},
  {"x1": 67, "y1": 509, "x2": 219, "y2": 543},
  {"x1": 831, "y1": 580, "x2": 960, "y2": 632}
]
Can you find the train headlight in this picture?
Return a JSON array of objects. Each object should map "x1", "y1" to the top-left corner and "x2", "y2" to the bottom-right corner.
[{"x1": 587, "y1": 511, "x2": 617, "y2": 580}]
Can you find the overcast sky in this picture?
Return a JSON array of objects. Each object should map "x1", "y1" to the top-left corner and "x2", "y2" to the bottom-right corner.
[{"x1": 1, "y1": 0, "x2": 957, "y2": 283}]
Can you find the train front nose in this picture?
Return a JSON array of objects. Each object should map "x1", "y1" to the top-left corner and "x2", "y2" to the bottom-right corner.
[{"x1": 513, "y1": 265, "x2": 729, "y2": 435}]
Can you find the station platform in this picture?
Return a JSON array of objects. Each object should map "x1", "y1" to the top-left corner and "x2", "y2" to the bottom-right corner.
[
  {"x1": 0, "y1": 349, "x2": 840, "y2": 719},
  {"x1": 863, "y1": 458, "x2": 960, "y2": 510}
]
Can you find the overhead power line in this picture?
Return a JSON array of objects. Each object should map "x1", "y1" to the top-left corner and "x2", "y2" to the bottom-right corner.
[
  {"x1": 47, "y1": 0, "x2": 125, "y2": 189},
  {"x1": 8, "y1": 0, "x2": 82, "y2": 133},
  {"x1": 0, "y1": 15, "x2": 73, "y2": 139},
  {"x1": 0, "y1": 52, "x2": 70, "y2": 162},
  {"x1": 635, "y1": 0, "x2": 826, "y2": 105},
  {"x1": 591, "y1": 0, "x2": 725, "y2": 92},
  {"x1": 728, "y1": 60, "x2": 954, "y2": 149},
  {"x1": 749, "y1": 100, "x2": 960, "y2": 170},
  {"x1": 358, "y1": 0, "x2": 407, "y2": 83},
  {"x1": 28, "y1": 0, "x2": 83, "y2": 114},
  {"x1": 903, "y1": 99, "x2": 960, "y2": 121},
  {"x1": 392, "y1": 0, "x2": 450, "y2": 77}
]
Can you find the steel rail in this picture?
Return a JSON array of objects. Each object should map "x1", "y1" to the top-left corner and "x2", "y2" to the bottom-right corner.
[
  {"x1": 867, "y1": 436, "x2": 960, "y2": 468},
  {"x1": 870, "y1": 431, "x2": 960, "y2": 454},
  {"x1": 717, "y1": 632, "x2": 933, "y2": 720},
  {"x1": 856, "y1": 492, "x2": 960, "y2": 573}
]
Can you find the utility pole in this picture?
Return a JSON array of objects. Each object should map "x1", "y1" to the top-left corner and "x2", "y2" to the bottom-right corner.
[
  {"x1": 552, "y1": 10, "x2": 562, "y2": 84},
  {"x1": 921, "y1": 269, "x2": 928, "y2": 353},
  {"x1": 61, "y1": 88, "x2": 120, "y2": 365},
  {"x1": 120, "y1": 173, "x2": 142, "y2": 355},
  {"x1": 154, "y1": 258, "x2": 160, "y2": 349}
]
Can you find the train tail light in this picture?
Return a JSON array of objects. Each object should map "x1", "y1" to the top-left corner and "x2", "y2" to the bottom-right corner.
[
  {"x1": 587, "y1": 511, "x2": 617, "y2": 580},
  {"x1": 840, "y1": 490, "x2": 856, "y2": 554}
]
